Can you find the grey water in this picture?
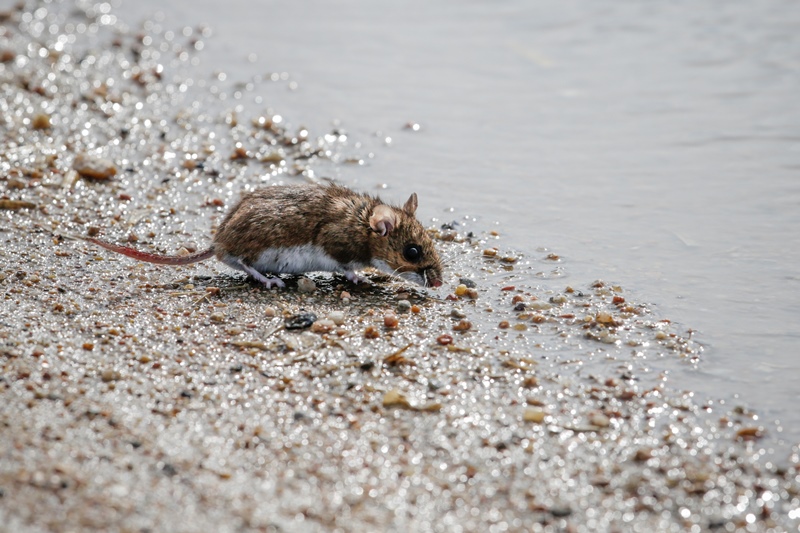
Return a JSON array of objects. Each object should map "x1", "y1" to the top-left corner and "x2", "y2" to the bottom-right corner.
[{"x1": 117, "y1": 0, "x2": 800, "y2": 454}]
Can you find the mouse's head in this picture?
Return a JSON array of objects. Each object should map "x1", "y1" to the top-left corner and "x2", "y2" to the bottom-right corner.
[{"x1": 368, "y1": 193, "x2": 443, "y2": 288}]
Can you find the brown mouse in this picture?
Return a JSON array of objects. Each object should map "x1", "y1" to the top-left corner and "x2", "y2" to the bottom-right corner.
[{"x1": 85, "y1": 183, "x2": 444, "y2": 288}]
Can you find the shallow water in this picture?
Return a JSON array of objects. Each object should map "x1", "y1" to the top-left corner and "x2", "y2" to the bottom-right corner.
[{"x1": 114, "y1": 0, "x2": 800, "y2": 450}]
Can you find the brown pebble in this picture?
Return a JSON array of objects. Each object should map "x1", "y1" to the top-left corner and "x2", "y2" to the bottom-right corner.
[
  {"x1": 736, "y1": 426, "x2": 764, "y2": 441},
  {"x1": 498, "y1": 321, "x2": 510, "y2": 329},
  {"x1": 436, "y1": 334, "x2": 453, "y2": 345},
  {"x1": 634, "y1": 448, "x2": 653, "y2": 462},
  {"x1": 512, "y1": 295, "x2": 524, "y2": 304},
  {"x1": 364, "y1": 326, "x2": 380, "y2": 339},
  {"x1": 482, "y1": 249, "x2": 498, "y2": 257},
  {"x1": 453, "y1": 320, "x2": 472, "y2": 332},
  {"x1": 311, "y1": 319, "x2": 335, "y2": 334},
  {"x1": 383, "y1": 313, "x2": 399, "y2": 328},
  {"x1": 410, "y1": 305, "x2": 421, "y2": 314},
  {"x1": 341, "y1": 291, "x2": 351, "y2": 299},
  {"x1": 82, "y1": 343, "x2": 94, "y2": 351},
  {"x1": 0, "y1": 200, "x2": 37, "y2": 210},
  {"x1": 31, "y1": 113, "x2": 51, "y2": 130},
  {"x1": 73, "y1": 153, "x2": 117, "y2": 180}
]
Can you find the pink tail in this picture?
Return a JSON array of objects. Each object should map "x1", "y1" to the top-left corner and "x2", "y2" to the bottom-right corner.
[{"x1": 86, "y1": 237, "x2": 214, "y2": 265}]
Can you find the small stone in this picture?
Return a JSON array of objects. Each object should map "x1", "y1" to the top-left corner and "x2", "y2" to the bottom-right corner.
[
  {"x1": 634, "y1": 448, "x2": 653, "y2": 462},
  {"x1": 482, "y1": 249, "x2": 497, "y2": 257},
  {"x1": 383, "y1": 313, "x2": 399, "y2": 328},
  {"x1": 523, "y1": 408, "x2": 546, "y2": 423},
  {"x1": 73, "y1": 153, "x2": 117, "y2": 180},
  {"x1": 589, "y1": 411, "x2": 610, "y2": 427},
  {"x1": 459, "y1": 278, "x2": 477, "y2": 288},
  {"x1": 264, "y1": 307, "x2": 277, "y2": 318},
  {"x1": 82, "y1": 343, "x2": 94, "y2": 351},
  {"x1": 383, "y1": 389, "x2": 411, "y2": 409},
  {"x1": 328, "y1": 311, "x2": 345, "y2": 326},
  {"x1": 285, "y1": 313, "x2": 317, "y2": 330},
  {"x1": 451, "y1": 309, "x2": 466, "y2": 319},
  {"x1": 596, "y1": 311, "x2": 615, "y2": 324},
  {"x1": 364, "y1": 326, "x2": 380, "y2": 339},
  {"x1": 465, "y1": 288, "x2": 479, "y2": 299},
  {"x1": 297, "y1": 277, "x2": 316, "y2": 293},
  {"x1": 210, "y1": 313, "x2": 225, "y2": 323},
  {"x1": 410, "y1": 305, "x2": 421, "y2": 314},
  {"x1": 31, "y1": 113, "x2": 51, "y2": 130},
  {"x1": 455, "y1": 284, "x2": 467, "y2": 296},
  {"x1": 453, "y1": 320, "x2": 472, "y2": 332},
  {"x1": 340, "y1": 291, "x2": 351, "y2": 300},
  {"x1": 396, "y1": 300, "x2": 412, "y2": 313},
  {"x1": 498, "y1": 321, "x2": 510, "y2": 329},
  {"x1": 311, "y1": 319, "x2": 335, "y2": 334},
  {"x1": 436, "y1": 334, "x2": 453, "y2": 345},
  {"x1": 101, "y1": 369, "x2": 119, "y2": 382}
]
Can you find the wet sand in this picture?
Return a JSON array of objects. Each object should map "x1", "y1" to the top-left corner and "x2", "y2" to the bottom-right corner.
[{"x1": 1, "y1": 2, "x2": 798, "y2": 532}]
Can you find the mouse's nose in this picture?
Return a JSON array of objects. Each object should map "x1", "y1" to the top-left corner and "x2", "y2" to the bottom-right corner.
[{"x1": 428, "y1": 278, "x2": 442, "y2": 288}]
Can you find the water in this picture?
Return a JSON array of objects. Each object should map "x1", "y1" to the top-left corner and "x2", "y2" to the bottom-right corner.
[{"x1": 115, "y1": 0, "x2": 800, "y2": 450}]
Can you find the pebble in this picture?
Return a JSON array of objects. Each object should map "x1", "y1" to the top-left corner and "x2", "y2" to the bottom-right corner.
[
  {"x1": 328, "y1": 311, "x2": 345, "y2": 326},
  {"x1": 364, "y1": 326, "x2": 380, "y2": 339},
  {"x1": 455, "y1": 284, "x2": 468, "y2": 296},
  {"x1": 31, "y1": 113, "x2": 51, "y2": 130},
  {"x1": 482, "y1": 249, "x2": 497, "y2": 257},
  {"x1": 297, "y1": 277, "x2": 316, "y2": 293},
  {"x1": 453, "y1": 320, "x2": 472, "y2": 332},
  {"x1": 596, "y1": 311, "x2": 616, "y2": 325},
  {"x1": 101, "y1": 369, "x2": 120, "y2": 382},
  {"x1": 523, "y1": 407, "x2": 546, "y2": 423},
  {"x1": 73, "y1": 153, "x2": 117, "y2": 180},
  {"x1": 383, "y1": 313, "x2": 399, "y2": 328},
  {"x1": 396, "y1": 300, "x2": 412, "y2": 313},
  {"x1": 450, "y1": 309, "x2": 466, "y2": 319},
  {"x1": 264, "y1": 307, "x2": 277, "y2": 318},
  {"x1": 311, "y1": 319, "x2": 335, "y2": 334},
  {"x1": 589, "y1": 411, "x2": 610, "y2": 427},
  {"x1": 436, "y1": 334, "x2": 453, "y2": 345},
  {"x1": 285, "y1": 312, "x2": 317, "y2": 330}
]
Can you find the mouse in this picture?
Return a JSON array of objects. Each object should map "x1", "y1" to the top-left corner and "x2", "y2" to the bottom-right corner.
[{"x1": 84, "y1": 183, "x2": 444, "y2": 289}]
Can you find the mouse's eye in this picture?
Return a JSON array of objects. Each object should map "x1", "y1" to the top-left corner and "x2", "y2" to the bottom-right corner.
[{"x1": 403, "y1": 244, "x2": 422, "y2": 263}]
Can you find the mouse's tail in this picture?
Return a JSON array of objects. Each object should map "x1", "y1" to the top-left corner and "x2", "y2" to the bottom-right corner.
[{"x1": 85, "y1": 237, "x2": 214, "y2": 265}]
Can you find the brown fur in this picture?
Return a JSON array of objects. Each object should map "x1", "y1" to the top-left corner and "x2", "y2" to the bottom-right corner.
[{"x1": 214, "y1": 184, "x2": 443, "y2": 285}]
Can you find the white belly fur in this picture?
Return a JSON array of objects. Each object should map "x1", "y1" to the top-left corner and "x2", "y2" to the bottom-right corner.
[{"x1": 250, "y1": 244, "x2": 352, "y2": 275}]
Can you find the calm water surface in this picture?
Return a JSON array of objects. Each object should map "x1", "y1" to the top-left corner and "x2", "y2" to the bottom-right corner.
[{"x1": 118, "y1": 0, "x2": 800, "y2": 452}]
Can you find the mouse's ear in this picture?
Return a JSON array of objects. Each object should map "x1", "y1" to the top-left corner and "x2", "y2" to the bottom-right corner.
[
  {"x1": 369, "y1": 205, "x2": 398, "y2": 236},
  {"x1": 403, "y1": 193, "x2": 418, "y2": 215}
]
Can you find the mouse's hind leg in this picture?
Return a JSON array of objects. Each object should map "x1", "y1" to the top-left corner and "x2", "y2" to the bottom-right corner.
[{"x1": 235, "y1": 259, "x2": 285, "y2": 289}]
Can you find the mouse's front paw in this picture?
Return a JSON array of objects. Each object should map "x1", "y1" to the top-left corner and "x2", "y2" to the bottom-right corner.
[
  {"x1": 344, "y1": 271, "x2": 367, "y2": 285},
  {"x1": 262, "y1": 277, "x2": 286, "y2": 289}
]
